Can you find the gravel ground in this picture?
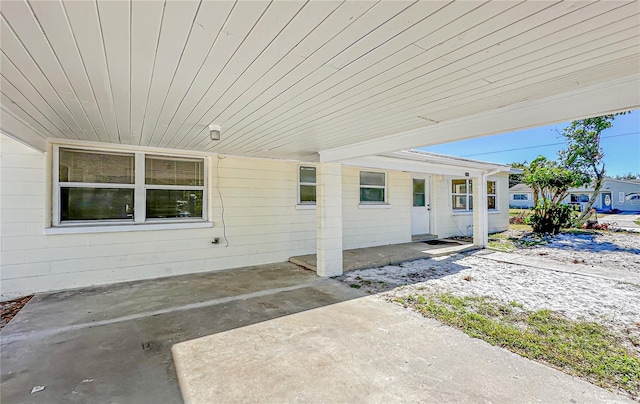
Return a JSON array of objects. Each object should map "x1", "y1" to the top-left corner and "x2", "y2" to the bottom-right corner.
[{"x1": 338, "y1": 231, "x2": 640, "y2": 354}]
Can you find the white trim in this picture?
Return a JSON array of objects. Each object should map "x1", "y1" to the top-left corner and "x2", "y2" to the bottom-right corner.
[
  {"x1": 358, "y1": 204, "x2": 392, "y2": 209},
  {"x1": 319, "y1": 75, "x2": 640, "y2": 162},
  {"x1": 359, "y1": 170, "x2": 387, "y2": 204},
  {"x1": 134, "y1": 152, "x2": 146, "y2": 223},
  {"x1": 295, "y1": 204, "x2": 316, "y2": 210},
  {"x1": 52, "y1": 145, "x2": 60, "y2": 226},
  {"x1": 341, "y1": 156, "x2": 486, "y2": 177},
  {"x1": 52, "y1": 143, "x2": 207, "y2": 226},
  {"x1": 297, "y1": 164, "x2": 317, "y2": 205},
  {"x1": 451, "y1": 178, "x2": 473, "y2": 212},
  {"x1": 48, "y1": 138, "x2": 215, "y2": 158},
  {"x1": 44, "y1": 221, "x2": 213, "y2": 235}
]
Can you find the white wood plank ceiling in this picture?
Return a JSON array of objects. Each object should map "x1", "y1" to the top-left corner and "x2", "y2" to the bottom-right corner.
[{"x1": 1, "y1": 0, "x2": 639, "y2": 161}]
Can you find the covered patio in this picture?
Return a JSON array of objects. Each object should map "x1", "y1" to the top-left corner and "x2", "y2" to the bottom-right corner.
[{"x1": 1, "y1": 0, "x2": 639, "y2": 298}]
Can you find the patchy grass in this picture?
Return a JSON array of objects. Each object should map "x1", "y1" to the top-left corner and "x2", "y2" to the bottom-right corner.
[
  {"x1": 635, "y1": 220, "x2": 640, "y2": 226},
  {"x1": 396, "y1": 293, "x2": 639, "y2": 398},
  {"x1": 488, "y1": 229, "x2": 548, "y2": 251},
  {"x1": 509, "y1": 209, "x2": 530, "y2": 216},
  {"x1": 510, "y1": 223, "x2": 532, "y2": 231}
]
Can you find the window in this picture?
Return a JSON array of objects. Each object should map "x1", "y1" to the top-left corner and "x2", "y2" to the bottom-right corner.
[
  {"x1": 513, "y1": 194, "x2": 528, "y2": 200},
  {"x1": 360, "y1": 171, "x2": 386, "y2": 203},
  {"x1": 413, "y1": 179, "x2": 425, "y2": 207},
  {"x1": 570, "y1": 193, "x2": 590, "y2": 203},
  {"x1": 145, "y1": 155, "x2": 204, "y2": 219},
  {"x1": 298, "y1": 166, "x2": 316, "y2": 204},
  {"x1": 451, "y1": 179, "x2": 497, "y2": 211},
  {"x1": 55, "y1": 146, "x2": 206, "y2": 226},
  {"x1": 487, "y1": 181, "x2": 497, "y2": 210}
]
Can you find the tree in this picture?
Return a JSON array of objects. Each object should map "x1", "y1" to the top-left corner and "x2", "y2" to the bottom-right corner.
[
  {"x1": 524, "y1": 156, "x2": 586, "y2": 205},
  {"x1": 613, "y1": 172, "x2": 640, "y2": 180},
  {"x1": 558, "y1": 115, "x2": 616, "y2": 225},
  {"x1": 523, "y1": 156, "x2": 585, "y2": 233},
  {"x1": 508, "y1": 161, "x2": 527, "y2": 188}
]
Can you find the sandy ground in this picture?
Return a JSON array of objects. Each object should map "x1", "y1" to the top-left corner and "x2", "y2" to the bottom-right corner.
[
  {"x1": 511, "y1": 231, "x2": 640, "y2": 273},
  {"x1": 338, "y1": 231, "x2": 640, "y2": 354}
]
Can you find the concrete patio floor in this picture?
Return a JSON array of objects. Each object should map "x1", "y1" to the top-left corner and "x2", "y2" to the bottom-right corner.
[
  {"x1": 290, "y1": 239, "x2": 477, "y2": 272},
  {"x1": 0, "y1": 263, "x2": 363, "y2": 404},
  {"x1": 1, "y1": 253, "x2": 632, "y2": 403},
  {"x1": 173, "y1": 296, "x2": 631, "y2": 404}
]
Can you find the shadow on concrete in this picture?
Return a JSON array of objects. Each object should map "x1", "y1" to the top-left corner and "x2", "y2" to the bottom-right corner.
[
  {"x1": 335, "y1": 254, "x2": 474, "y2": 294},
  {"x1": 0, "y1": 245, "x2": 476, "y2": 404},
  {"x1": 290, "y1": 240, "x2": 477, "y2": 273},
  {"x1": 0, "y1": 263, "x2": 364, "y2": 404}
]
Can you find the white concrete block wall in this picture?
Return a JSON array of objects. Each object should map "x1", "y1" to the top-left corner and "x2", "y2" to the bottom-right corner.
[
  {"x1": 432, "y1": 173, "x2": 509, "y2": 238},
  {"x1": 1, "y1": 135, "x2": 317, "y2": 299},
  {"x1": 341, "y1": 166, "x2": 411, "y2": 250}
]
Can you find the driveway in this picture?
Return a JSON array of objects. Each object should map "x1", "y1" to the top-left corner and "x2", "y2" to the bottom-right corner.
[
  {"x1": 1, "y1": 259, "x2": 631, "y2": 403},
  {"x1": 599, "y1": 213, "x2": 640, "y2": 232}
]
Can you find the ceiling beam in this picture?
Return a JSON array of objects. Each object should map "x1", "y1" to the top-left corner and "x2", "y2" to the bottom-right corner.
[{"x1": 319, "y1": 74, "x2": 640, "y2": 162}]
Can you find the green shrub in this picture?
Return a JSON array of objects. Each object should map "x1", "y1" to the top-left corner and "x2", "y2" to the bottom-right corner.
[{"x1": 526, "y1": 200, "x2": 576, "y2": 234}]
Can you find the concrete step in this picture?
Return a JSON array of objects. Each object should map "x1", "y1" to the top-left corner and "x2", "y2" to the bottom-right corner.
[{"x1": 411, "y1": 233, "x2": 438, "y2": 242}]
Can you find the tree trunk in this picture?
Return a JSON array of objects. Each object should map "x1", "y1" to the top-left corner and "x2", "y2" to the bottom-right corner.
[
  {"x1": 532, "y1": 187, "x2": 540, "y2": 207},
  {"x1": 576, "y1": 175, "x2": 603, "y2": 225}
]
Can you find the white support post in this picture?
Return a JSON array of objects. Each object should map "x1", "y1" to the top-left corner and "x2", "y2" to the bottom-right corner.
[
  {"x1": 316, "y1": 162, "x2": 343, "y2": 277},
  {"x1": 472, "y1": 173, "x2": 488, "y2": 247}
]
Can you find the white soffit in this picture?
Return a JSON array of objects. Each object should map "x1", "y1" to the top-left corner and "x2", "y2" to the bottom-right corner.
[{"x1": 1, "y1": 0, "x2": 639, "y2": 160}]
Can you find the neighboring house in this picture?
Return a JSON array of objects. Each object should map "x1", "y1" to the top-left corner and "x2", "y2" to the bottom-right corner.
[
  {"x1": 0, "y1": 136, "x2": 509, "y2": 299},
  {"x1": 508, "y1": 183, "x2": 535, "y2": 209},
  {"x1": 509, "y1": 180, "x2": 640, "y2": 212}
]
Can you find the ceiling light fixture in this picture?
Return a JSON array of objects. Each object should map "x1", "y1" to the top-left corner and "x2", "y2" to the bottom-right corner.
[{"x1": 209, "y1": 124, "x2": 222, "y2": 141}]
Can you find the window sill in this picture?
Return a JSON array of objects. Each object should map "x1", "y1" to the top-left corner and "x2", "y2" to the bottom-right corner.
[
  {"x1": 358, "y1": 204, "x2": 392, "y2": 209},
  {"x1": 45, "y1": 221, "x2": 213, "y2": 235},
  {"x1": 296, "y1": 204, "x2": 316, "y2": 210},
  {"x1": 452, "y1": 210, "x2": 500, "y2": 215}
]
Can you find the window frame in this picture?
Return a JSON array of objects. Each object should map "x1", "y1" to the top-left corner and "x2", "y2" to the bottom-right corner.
[
  {"x1": 487, "y1": 180, "x2": 497, "y2": 210},
  {"x1": 359, "y1": 170, "x2": 387, "y2": 205},
  {"x1": 52, "y1": 144, "x2": 208, "y2": 227},
  {"x1": 569, "y1": 193, "x2": 590, "y2": 203},
  {"x1": 450, "y1": 179, "x2": 498, "y2": 212},
  {"x1": 297, "y1": 165, "x2": 317, "y2": 205},
  {"x1": 451, "y1": 179, "x2": 472, "y2": 211}
]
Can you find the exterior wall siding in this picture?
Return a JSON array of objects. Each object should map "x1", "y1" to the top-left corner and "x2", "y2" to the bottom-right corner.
[
  {"x1": 509, "y1": 194, "x2": 534, "y2": 209},
  {"x1": 1, "y1": 135, "x2": 317, "y2": 299},
  {"x1": 1, "y1": 135, "x2": 510, "y2": 299},
  {"x1": 342, "y1": 166, "x2": 411, "y2": 250},
  {"x1": 432, "y1": 173, "x2": 509, "y2": 238}
]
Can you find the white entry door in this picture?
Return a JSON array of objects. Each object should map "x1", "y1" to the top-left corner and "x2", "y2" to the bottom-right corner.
[{"x1": 411, "y1": 177, "x2": 430, "y2": 235}]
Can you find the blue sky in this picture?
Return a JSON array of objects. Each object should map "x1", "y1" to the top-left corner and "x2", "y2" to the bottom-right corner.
[{"x1": 420, "y1": 109, "x2": 640, "y2": 177}]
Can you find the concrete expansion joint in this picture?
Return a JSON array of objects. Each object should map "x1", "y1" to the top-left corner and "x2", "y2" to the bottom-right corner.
[{"x1": 0, "y1": 279, "x2": 329, "y2": 344}]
